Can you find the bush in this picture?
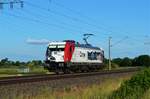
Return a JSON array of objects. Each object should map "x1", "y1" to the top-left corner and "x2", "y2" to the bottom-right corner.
[{"x1": 110, "y1": 68, "x2": 150, "y2": 99}]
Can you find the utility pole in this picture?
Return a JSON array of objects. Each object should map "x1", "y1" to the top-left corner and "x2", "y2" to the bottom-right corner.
[
  {"x1": 107, "y1": 36, "x2": 128, "y2": 70},
  {"x1": 108, "y1": 36, "x2": 112, "y2": 70},
  {"x1": 0, "y1": 0, "x2": 23, "y2": 9}
]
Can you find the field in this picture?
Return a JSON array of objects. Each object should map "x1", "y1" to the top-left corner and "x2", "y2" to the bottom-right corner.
[{"x1": 0, "y1": 66, "x2": 49, "y2": 77}]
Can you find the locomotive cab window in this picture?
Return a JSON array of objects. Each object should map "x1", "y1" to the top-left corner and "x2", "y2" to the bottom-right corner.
[
  {"x1": 49, "y1": 48, "x2": 64, "y2": 51},
  {"x1": 48, "y1": 45, "x2": 65, "y2": 51}
]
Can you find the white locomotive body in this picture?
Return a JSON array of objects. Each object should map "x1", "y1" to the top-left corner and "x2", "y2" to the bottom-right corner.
[{"x1": 44, "y1": 40, "x2": 104, "y2": 73}]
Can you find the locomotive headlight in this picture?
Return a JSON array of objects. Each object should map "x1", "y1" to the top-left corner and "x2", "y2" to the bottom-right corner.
[{"x1": 48, "y1": 57, "x2": 50, "y2": 60}]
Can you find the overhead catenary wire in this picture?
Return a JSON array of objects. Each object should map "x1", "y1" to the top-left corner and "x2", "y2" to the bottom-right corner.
[
  {"x1": 50, "y1": 0, "x2": 148, "y2": 40},
  {"x1": 111, "y1": 36, "x2": 129, "y2": 47},
  {"x1": 2, "y1": 11, "x2": 88, "y2": 33},
  {"x1": 52, "y1": 1, "x2": 109, "y2": 27},
  {"x1": 19, "y1": 8, "x2": 101, "y2": 35},
  {"x1": 2, "y1": 1, "x2": 147, "y2": 43},
  {"x1": 48, "y1": 0, "x2": 131, "y2": 36},
  {"x1": 25, "y1": 1, "x2": 112, "y2": 35},
  {"x1": 26, "y1": 1, "x2": 141, "y2": 39},
  {"x1": 8, "y1": 1, "x2": 110, "y2": 38},
  {"x1": 0, "y1": 12, "x2": 60, "y2": 35},
  {"x1": 0, "y1": 1, "x2": 108, "y2": 37},
  {"x1": 0, "y1": 13, "x2": 73, "y2": 45},
  {"x1": 1, "y1": 1, "x2": 145, "y2": 42},
  {"x1": 0, "y1": 15, "x2": 37, "y2": 35}
]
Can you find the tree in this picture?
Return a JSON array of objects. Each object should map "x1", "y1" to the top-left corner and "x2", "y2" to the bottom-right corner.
[
  {"x1": 120, "y1": 57, "x2": 132, "y2": 67},
  {"x1": 132, "y1": 57, "x2": 138, "y2": 66},
  {"x1": 31, "y1": 60, "x2": 43, "y2": 66},
  {"x1": 135, "y1": 55, "x2": 150, "y2": 66},
  {"x1": 15, "y1": 61, "x2": 21, "y2": 66},
  {"x1": 0, "y1": 58, "x2": 9, "y2": 65},
  {"x1": 112, "y1": 58, "x2": 122, "y2": 66}
]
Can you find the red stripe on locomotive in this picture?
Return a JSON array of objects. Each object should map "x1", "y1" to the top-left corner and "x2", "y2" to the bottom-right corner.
[{"x1": 64, "y1": 41, "x2": 75, "y2": 62}]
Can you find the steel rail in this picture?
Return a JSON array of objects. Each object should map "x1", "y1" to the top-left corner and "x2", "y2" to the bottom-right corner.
[{"x1": 0, "y1": 68, "x2": 140, "y2": 85}]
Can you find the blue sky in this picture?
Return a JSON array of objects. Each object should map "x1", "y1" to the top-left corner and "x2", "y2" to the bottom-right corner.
[{"x1": 0, "y1": 0, "x2": 150, "y2": 61}]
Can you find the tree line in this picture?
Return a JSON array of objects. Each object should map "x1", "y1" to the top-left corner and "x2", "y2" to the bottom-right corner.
[
  {"x1": 0, "y1": 54, "x2": 150, "y2": 68},
  {"x1": 111, "y1": 55, "x2": 150, "y2": 67},
  {"x1": 0, "y1": 58, "x2": 44, "y2": 68}
]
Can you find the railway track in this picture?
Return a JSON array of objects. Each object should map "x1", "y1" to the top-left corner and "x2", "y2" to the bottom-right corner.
[{"x1": 0, "y1": 68, "x2": 140, "y2": 85}]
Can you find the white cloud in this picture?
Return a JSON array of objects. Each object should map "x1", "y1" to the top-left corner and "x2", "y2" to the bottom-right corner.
[{"x1": 26, "y1": 38, "x2": 50, "y2": 45}]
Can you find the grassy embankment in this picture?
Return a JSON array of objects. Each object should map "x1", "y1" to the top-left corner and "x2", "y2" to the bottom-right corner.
[
  {"x1": 33, "y1": 77, "x2": 126, "y2": 99},
  {"x1": 0, "y1": 73, "x2": 131, "y2": 99},
  {"x1": 1, "y1": 67, "x2": 150, "y2": 99}
]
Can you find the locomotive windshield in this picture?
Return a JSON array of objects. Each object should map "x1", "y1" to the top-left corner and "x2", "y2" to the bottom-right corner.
[
  {"x1": 47, "y1": 48, "x2": 64, "y2": 51},
  {"x1": 46, "y1": 44, "x2": 65, "y2": 56}
]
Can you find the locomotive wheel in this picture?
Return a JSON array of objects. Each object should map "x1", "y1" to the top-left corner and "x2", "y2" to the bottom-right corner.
[
  {"x1": 55, "y1": 69, "x2": 61, "y2": 74},
  {"x1": 64, "y1": 68, "x2": 71, "y2": 74}
]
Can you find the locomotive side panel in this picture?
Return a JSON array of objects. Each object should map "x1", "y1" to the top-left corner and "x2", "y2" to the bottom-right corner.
[{"x1": 71, "y1": 47, "x2": 103, "y2": 63}]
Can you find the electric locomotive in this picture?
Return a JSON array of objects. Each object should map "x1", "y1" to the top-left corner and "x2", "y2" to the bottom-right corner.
[{"x1": 44, "y1": 35, "x2": 104, "y2": 73}]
